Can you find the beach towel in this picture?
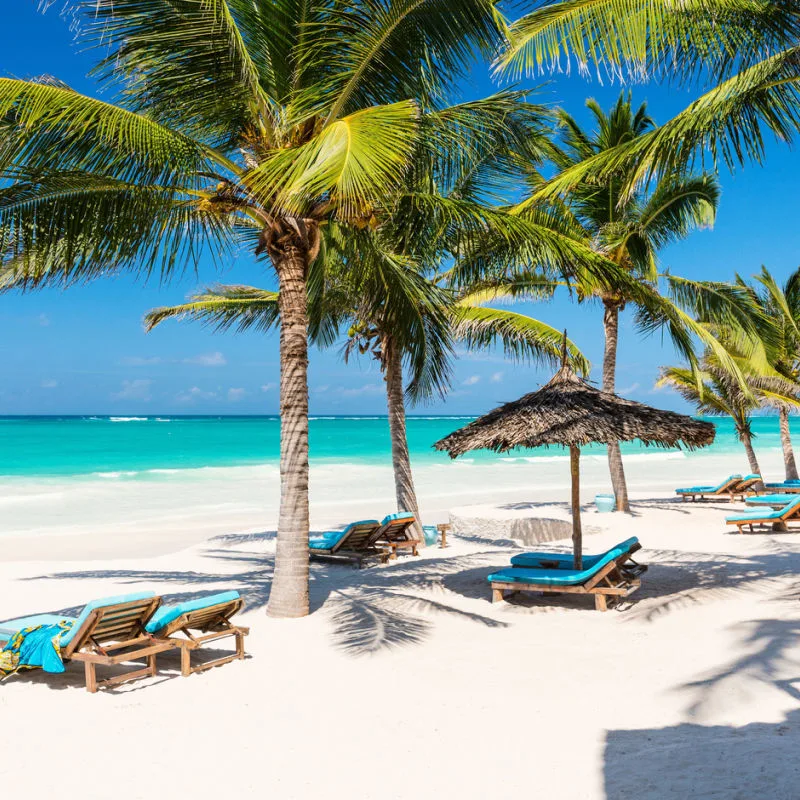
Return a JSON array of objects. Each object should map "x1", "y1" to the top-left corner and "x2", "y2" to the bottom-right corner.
[{"x1": 0, "y1": 621, "x2": 73, "y2": 679}]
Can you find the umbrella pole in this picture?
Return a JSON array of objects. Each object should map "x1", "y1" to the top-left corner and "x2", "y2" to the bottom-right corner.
[{"x1": 570, "y1": 445, "x2": 582, "y2": 570}]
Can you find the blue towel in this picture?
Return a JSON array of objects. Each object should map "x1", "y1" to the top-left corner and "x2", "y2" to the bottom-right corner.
[{"x1": 0, "y1": 621, "x2": 74, "y2": 678}]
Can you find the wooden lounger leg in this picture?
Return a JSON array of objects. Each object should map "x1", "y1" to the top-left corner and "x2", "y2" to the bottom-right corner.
[
  {"x1": 594, "y1": 594, "x2": 608, "y2": 612},
  {"x1": 491, "y1": 587, "x2": 505, "y2": 604},
  {"x1": 85, "y1": 661, "x2": 98, "y2": 694}
]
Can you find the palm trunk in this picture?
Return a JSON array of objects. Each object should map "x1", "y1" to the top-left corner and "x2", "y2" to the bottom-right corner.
[
  {"x1": 383, "y1": 335, "x2": 424, "y2": 545},
  {"x1": 739, "y1": 427, "x2": 762, "y2": 482},
  {"x1": 267, "y1": 246, "x2": 311, "y2": 618},
  {"x1": 602, "y1": 301, "x2": 630, "y2": 512},
  {"x1": 779, "y1": 406, "x2": 798, "y2": 480},
  {"x1": 570, "y1": 445, "x2": 583, "y2": 570}
]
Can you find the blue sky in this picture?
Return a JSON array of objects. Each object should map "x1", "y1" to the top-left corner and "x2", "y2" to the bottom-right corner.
[{"x1": 2, "y1": 4, "x2": 800, "y2": 416}]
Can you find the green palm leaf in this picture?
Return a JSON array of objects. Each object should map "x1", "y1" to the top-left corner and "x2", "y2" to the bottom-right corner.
[
  {"x1": 451, "y1": 304, "x2": 589, "y2": 374},
  {"x1": 0, "y1": 78, "x2": 227, "y2": 183},
  {"x1": 247, "y1": 102, "x2": 419, "y2": 217}
]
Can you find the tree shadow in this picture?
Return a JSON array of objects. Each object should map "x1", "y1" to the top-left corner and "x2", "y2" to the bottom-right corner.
[
  {"x1": 617, "y1": 544, "x2": 800, "y2": 622},
  {"x1": 676, "y1": 617, "x2": 800, "y2": 718},
  {"x1": 603, "y1": 710, "x2": 800, "y2": 799}
]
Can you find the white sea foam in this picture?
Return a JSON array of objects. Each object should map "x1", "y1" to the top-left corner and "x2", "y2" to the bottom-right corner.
[
  {"x1": 94, "y1": 470, "x2": 139, "y2": 479},
  {"x1": 108, "y1": 417, "x2": 148, "y2": 422}
]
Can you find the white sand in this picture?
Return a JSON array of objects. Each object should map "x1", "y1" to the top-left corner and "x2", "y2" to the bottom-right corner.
[{"x1": 1, "y1": 491, "x2": 799, "y2": 799}]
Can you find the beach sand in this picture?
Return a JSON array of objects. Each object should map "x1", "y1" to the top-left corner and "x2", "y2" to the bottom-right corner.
[{"x1": 1, "y1": 490, "x2": 799, "y2": 799}]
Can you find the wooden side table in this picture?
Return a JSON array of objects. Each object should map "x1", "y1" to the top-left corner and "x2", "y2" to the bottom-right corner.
[{"x1": 436, "y1": 522, "x2": 451, "y2": 548}]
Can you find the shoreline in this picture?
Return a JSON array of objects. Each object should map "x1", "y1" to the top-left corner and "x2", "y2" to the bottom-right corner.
[{"x1": 1, "y1": 447, "x2": 793, "y2": 560}]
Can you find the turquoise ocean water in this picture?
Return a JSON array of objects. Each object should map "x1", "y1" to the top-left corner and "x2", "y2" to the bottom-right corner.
[{"x1": 0, "y1": 415, "x2": 794, "y2": 479}]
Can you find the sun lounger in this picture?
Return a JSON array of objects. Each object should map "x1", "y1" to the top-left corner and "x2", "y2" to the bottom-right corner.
[
  {"x1": 488, "y1": 541, "x2": 647, "y2": 611},
  {"x1": 745, "y1": 494, "x2": 797, "y2": 507},
  {"x1": 0, "y1": 592, "x2": 171, "y2": 692},
  {"x1": 309, "y1": 519, "x2": 384, "y2": 567},
  {"x1": 763, "y1": 480, "x2": 800, "y2": 493},
  {"x1": 145, "y1": 591, "x2": 248, "y2": 677},
  {"x1": 675, "y1": 474, "x2": 742, "y2": 502},
  {"x1": 726, "y1": 494, "x2": 800, "y2": 533},
  {"x1": 374, "y1": 512, "x2": 421, "y2": 558},
  {"x1": 729, "y1": 474, "x2": 762, "y2": 500},
  {"x1": 510, "y1": 537, "x2": 640, "y2": 570}
]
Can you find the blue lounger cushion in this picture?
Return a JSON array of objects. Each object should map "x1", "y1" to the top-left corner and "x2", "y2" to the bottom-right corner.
[
  {"x1": 381, "y1": 512, "x2": 415, "y2": 525},
  {"x1": 0, "y1": 592, "x2": 156, "y2": 645},
  {"x1": 511, "y1": 537, "x2": 638, "y2": 569},
  {"x1": 0, "y1": 613, "x2": 77, "y2": 638},
  {"x1": 59, "y1": 591, "x2": 156, "y2": 647},
  {"x1": 726, "y1": 495, "x2": 800, "y2": 522},
  {"x1": 308, "y1": 519, "x2": 379, "y2": 550},
  {"x1": 145, "y1": 590, "x2": 240, "y2": 634},
  {"x1": 676, "y1": 475, "x2": 740, "y2": 494},
  {"x1": 745, "y1": 494, "x2": 795, "y2": 506},
  {"x1": 489, "y1": 542, "x2": 632, "y2": 586},
  {"x1": 765, "y1": 480, "x2": 800, "y2": 488}
]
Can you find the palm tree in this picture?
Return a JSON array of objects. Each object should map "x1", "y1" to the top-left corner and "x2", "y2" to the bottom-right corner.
[
  {"x1": 498, "y1": 2, "x2": 800, "y2": 201},
  {"x1": 0, "y1": 0, "x2": 511, "y2": 618},
  {"x1": 145, "y1": 269, "x2": 589, "y2": 544},
  {"x1": 742, "y1": 267, "x2": 800, "y2": 479},
  {"x1": 493, "y1": 93, "x2": 720, "y2": 511},
  {"x1": 660, "y1": 351, "x2": 800, "y2": 485}
]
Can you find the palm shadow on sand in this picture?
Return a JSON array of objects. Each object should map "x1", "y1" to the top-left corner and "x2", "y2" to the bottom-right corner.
[
  {"x1": 604, "y1": 615, "x2": 800, "y2": 798},
  {"x1": 17, "y1": 532, "x2": 800, "y2": 659}
]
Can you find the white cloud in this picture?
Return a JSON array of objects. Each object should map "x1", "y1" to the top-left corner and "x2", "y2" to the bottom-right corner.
[
  {"x1": 41, "y1": 379, "x2": 58, "y2": 389},
  {"x1": 184, "y1": 351, "x2": 226, "y2": 367},
  {"x1": 36, "y1": 313, "x2": 51, "y2": 327},
  {"x1": 462, "y1": 375, "x2": 481, "y2": 386},
  {"x1": 175, "y1": 386, "x2": 216, "y2": 404},
  {"x1": 261, "y1": 383, "x2": 277, "y2": 392},
  {"x1": 313, "y1": 385, "x2": 330, "y2": 394},
  {"x1": 112, "y1": 379, "x2": 152, "y2": 401},
  {"x1": 490, "y1": 371, "x2": 504, "y2": 383},
  {"x1": 228, "y1": 387, "x2": 247, "y2": 402},
  {"x1": 618, "y1": 382, "x2": 640, "y2": 395}
]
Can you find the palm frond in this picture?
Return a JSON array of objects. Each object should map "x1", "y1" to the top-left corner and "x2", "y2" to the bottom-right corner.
[
  {"x1": 247, "y1": 101, "x2": 419, "y2": 217},
  {"x1": 451, "y1": 305, "x2": 589, "y2": 374},
  {"x1": 498, "y1": 0, "x2": 799, "y2": 85},
  {"x1": 0, "y1": 78, "x2": 227, "y2": 183},
  {"x1": 144, "y1": 285, "x2": 280, "y2": 334}
]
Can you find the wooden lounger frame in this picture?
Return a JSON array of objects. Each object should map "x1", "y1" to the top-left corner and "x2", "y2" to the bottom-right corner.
[
  {"x1": 490, "y1": 545, "x2": 648, "y2": 612},
  {"x1": 61, "y1": 596, "x2": 173, "y2": 693},
  {"x1": 727, "y1": 506, "x2": 800, "y2": 533},
  {"x1": 729, "y1": 477, "x2": 762, "y2": 501},
  {"x1": 309, "y1": 521, "x2": 387, "y2": 568},
  {"x1": 375, "y1": 516, "x2": 420, "y2": 559},
  {"x1": 152, "y1": 597, "x2": 249, "y2": 677},
  {"x1": 678, "y1": 477, "x2": 744, "y2": 502}
]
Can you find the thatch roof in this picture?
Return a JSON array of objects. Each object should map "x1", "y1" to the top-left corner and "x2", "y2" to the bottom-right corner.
[{"x1": 435, "y1": 361, "x2": 716, "y2": 458}]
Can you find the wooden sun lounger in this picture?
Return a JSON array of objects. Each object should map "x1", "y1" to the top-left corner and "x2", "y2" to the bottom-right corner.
[
  {"x1": 0, "y1": 596, "x2": 176, "y2": 693},
  {"x1": 375, "y1": 514, "x2": 421, "y2": 559},
  {"x1": 676, "y1": 475, "x2": 743, "y2": 502},
  {"x1": 490, "y1": 543, "x2": 647, "y2": 612},
  {"x1": 149, "y1": 596, "x2": 249, "y2": 678},
  {"x1": 63, "y1": 596, "x2": 173, "y2": 692},
  {"x1": 729, "y1": 476, "x2": 762, "y2": 501},
  {"x1": 726, "y1": 497, "x2": 800, "y2": 533},
  {"x1": 309, "y1": 520, "x2": 386, "y2": 567}
]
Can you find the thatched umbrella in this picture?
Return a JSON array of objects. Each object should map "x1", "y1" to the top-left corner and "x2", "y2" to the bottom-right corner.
[{"x1": 435, "y1": 337, "x2": 715, "y2": 569}]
